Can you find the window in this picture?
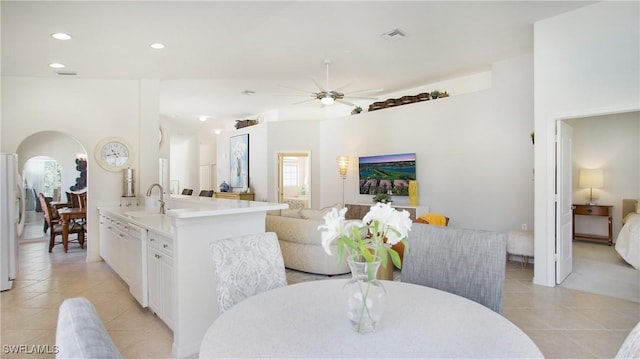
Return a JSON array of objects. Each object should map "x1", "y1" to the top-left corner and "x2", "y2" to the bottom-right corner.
[{"x1": 283, "y1": 163, "x2": 298, "y2": 186}]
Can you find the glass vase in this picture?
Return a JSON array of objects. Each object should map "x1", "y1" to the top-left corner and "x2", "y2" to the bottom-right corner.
[{"x1": 343, "y1": 254, "x2": 386, "y2": 333}]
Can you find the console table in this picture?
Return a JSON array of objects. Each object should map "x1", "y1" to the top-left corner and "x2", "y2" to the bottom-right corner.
[
  {"x1": 572, "y1": 204, "x2": 613, "y2": 246},
  {"x1": 214, "y1": 192, "x2": 255, "y2": 201},
  {"x1": 345, "y1": 203, "x2": 428, "y2": 221}
]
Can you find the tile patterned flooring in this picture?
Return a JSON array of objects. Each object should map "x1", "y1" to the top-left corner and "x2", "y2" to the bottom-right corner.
[{"x1": 1, "y1": 214, "x2": 639, "y2": 358}]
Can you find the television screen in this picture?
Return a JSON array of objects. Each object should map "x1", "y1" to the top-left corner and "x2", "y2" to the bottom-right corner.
[{"x1": 358, "y1": 153, "x2": 416, "y2": 196}]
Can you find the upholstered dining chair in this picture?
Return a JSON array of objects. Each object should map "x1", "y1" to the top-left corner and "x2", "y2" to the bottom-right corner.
[
  {"x1": 209, "y1": 232, "x2": 288, "y2": 313},
  {"x1": 616, "y1": 320, "x2": 640, "y2": 358},
  {"x1": 199, "y1": 190, "x2": 214, "y2": 197},
  {"x1": 401, "y1": 223, "x2": 507, "y2": 313}
]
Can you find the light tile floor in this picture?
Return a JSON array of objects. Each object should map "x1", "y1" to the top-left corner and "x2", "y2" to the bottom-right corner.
[{"x1": 2, "y1": 214, "x2": 638, "y2": 358}]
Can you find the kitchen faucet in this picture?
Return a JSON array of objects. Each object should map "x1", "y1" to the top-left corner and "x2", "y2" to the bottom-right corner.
[{"x1": 146, "y1": 183, "x2": 165, "y2": 214}]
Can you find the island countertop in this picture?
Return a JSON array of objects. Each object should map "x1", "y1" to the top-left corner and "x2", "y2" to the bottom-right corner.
[{"x1": 98, "y1": 195, "x2": 288, "y2": 236}]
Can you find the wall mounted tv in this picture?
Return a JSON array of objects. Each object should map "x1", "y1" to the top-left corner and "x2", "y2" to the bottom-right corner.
[{"x1": 358, "y1": 153, "x2": 416, "y2": 196}]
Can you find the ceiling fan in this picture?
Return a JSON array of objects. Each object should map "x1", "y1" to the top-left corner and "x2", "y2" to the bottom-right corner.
[{"x1": 284, "y1": 60, "x2": 383, "y2": 107}]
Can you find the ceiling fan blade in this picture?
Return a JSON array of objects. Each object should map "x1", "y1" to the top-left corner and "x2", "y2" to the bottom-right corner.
[
  {"x1": 335, "y1": 98, "x2": 356, "y2": 107},
  {"x1": 333, "y1": 81, "x2": 354, "y2": 93},
  {"x1": 291, "y1": 98, "x2": 318, "y2": 105},
  {"x1": 345, "y1": 88, "x2": 384, "y2": 95},
  {"x1": 343, "y1": 95, "x2": 379, "y2": 100},
  {"x1": 311, "y1": 77, "x2": 326, "y2": 92}
]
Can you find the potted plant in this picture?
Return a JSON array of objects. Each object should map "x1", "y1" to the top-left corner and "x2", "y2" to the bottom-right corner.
[
  {"x1": 351, "y1": 106, "x2": 363, "y2": 115},
  {"x1": 430, "y1": 90, "x2": 440, "y2": 99},
  {"x1": 372, "y1": 192, "x2": 392, "y2": 203}
]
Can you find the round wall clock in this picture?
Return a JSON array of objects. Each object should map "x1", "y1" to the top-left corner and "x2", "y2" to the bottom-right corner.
[{"x1": 95, "y1": 137, "x2": 134, "y2": 171}]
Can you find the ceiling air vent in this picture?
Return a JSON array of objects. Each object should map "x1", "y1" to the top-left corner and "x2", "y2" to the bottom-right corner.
[
  {"x1": 56, "y1": 71, "x2": 77, "y2": 76},
  {"x1": 381, "y1": 28, "x2": 406, "y2": 41}
]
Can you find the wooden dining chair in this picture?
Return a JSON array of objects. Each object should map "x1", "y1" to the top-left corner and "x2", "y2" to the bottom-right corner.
[
  {"x1": 401, "y1": 223, "x2": 507, "y2": 313},
  {"x1": 209, "y1": 232, "x2": 287, "y2": 313},
  {"x1": 39, "y1": 193, "x2": 60, "y2": 233},
  {"x1": 39, "y1": 193, "x2": 85, "y2": 253}
]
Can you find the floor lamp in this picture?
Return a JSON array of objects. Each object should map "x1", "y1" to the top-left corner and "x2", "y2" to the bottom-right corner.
[{"x1": 337, "y1": 155, "x2": 349, "y2": 206}]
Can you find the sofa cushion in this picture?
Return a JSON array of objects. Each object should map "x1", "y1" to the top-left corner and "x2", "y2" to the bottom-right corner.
[{"x1": 300, "y1": 203, "x2": 342, "y2": 220}]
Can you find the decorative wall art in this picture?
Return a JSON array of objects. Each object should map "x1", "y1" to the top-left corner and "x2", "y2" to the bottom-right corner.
[
  {"x1": 358, "y1": 153, "x2": 416, "y2": 196},
  {"x1": 229, "y1": 134, "x2": 249, "y2": 189}
]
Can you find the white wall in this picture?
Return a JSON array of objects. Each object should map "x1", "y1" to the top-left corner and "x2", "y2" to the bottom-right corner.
[
  {"x1": 534, "y1": 1, "x2": 640, "y2": 286},
  {"x1": 317, "y1": 54, "x2": 534, "y2": 232},
  {"x1": 170, "y1": 136, "x2": 200, "y2": 193},
  {"x1": 566, "y1": 112, "x2": 640, "y2": 239},
  {"x1": 218, "y1": 54, "x2": 534, "y2": 232},
  {"x1": 1, "y1": 77, "x2": 160, "y2": 261}
]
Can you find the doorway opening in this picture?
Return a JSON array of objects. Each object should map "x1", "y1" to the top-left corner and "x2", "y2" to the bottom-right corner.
[{"x1": 277, "y1": 152, "x2": 311, "y2": 209}]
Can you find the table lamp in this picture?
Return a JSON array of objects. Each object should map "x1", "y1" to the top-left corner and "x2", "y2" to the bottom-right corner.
[{"x1": 578, "y1": 169, "x2": 603, "y2": 205}]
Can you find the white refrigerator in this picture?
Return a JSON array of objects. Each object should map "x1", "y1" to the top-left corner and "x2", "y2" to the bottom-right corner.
[{"x1": 1, "y1": 154, "x2": 24, "y2": 291}]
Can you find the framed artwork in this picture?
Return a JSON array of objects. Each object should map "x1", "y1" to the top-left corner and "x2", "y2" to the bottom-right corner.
[
  {"x1": 229, "y1": 133, "x2": 249, "y2": 189},
  {"x1": 358, "y1": 153, "x2": 416, "y2": 196}
]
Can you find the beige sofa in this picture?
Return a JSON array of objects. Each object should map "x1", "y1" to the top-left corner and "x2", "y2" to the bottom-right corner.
[{"x1": 266, "y1": 209, "x2": 350, "y2": 275}]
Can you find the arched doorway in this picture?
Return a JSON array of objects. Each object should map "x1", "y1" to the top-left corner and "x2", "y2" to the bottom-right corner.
[{"x1": 16, "y1": 132, "x2": 87, "y2": 252}]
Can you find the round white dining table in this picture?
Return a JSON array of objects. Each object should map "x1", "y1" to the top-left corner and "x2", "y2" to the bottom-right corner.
[{"x1": 199, "y1": 279, "x2": 543, "y2": 358}]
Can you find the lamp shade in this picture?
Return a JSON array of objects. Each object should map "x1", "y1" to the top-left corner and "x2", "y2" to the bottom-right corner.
[
  {"x1": 337, "y1": 155, "x2": 349, "y2": 179},
  {"x1": 578, "y1": 169, "x2": 603, "y2": 188}
]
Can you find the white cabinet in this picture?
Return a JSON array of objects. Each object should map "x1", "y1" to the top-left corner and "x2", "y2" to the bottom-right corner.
[
  {"x1": 147, "y1": 231, "x2": 174, "y2": 329},
  {"x1": 128, "y1": 224, "x2": 148, "y2": 307},
  {"x1": 99, "y1": 213, "x2": 129, "y2": 284}
]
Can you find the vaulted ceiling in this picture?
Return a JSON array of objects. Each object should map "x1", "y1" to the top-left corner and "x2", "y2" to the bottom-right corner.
[{"x1": 2, "y1": 1, "x2": 595, "y2": 130}]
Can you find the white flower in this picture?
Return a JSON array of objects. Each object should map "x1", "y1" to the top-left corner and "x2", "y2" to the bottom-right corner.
[
  {"x1": 318, "y1": 207, "x2": 348, "y2": 255},
  {"x1": 317, "y1": 203, "x2": 411, "y2": 269},
  {"x1": 362, "y1": 202, "x2": 412, "y2": 245}
]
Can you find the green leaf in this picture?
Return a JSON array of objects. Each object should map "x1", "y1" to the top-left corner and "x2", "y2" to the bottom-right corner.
[{"x1": 388, "y1": 247, "x2": 402, "y2": 269}]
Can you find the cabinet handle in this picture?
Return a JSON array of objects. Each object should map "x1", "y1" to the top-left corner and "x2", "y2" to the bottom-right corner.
[
  {"x1": 587, "y1": 209, "x2": 593, "y2": 213},
  {"x1": 163, "y1": 244, "x2": 168, "y2": 248},
  {"x1": 150, "y1": 238, "x2": 155, "y2": 242}
]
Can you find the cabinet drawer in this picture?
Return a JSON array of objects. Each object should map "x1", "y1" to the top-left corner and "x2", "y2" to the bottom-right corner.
[
  {"x1": 574, "y1": 205, "x2": 609, "y2": 216},
  {"x1": 148, "y1": 233, "x2": 161, "y2": 250},
  {"x1": 160, "y1": 236, "x2": 174, "y2": 257}
]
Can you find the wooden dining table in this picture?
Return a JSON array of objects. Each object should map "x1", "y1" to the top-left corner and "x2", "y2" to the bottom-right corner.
[{"x1": 57, "y1": 207, "x2": 86, "y2": 252}]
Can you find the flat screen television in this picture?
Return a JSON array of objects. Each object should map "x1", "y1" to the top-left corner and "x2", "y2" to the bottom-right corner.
[{"x1": 358, "y1": 153, "x2": 416, "y2": 196}]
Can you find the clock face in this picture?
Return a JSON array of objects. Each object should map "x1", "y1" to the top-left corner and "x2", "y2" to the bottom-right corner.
[
  {"x1": 101, "y1": 141, "x2": 129, "y2": 167},
  {"x1": 95, "y1": 137, "x2": 134, "y2": 171}
]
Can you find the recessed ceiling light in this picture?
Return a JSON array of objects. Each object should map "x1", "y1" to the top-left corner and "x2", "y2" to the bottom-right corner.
[
  {"x1": 49, "y1": 63, "x2": 65, "y2": 69},
  {"x1": 241, "y1": 90, "x2": 256, "y2": 95},
  {"x1": 199, "y1": 116, "x2": 208, "y2": 122},
  {"x1": 213, "y1": 129, "x2": 222, "y2": 135},
  {"x1": 150, "y1": 43, "x2": 165, "y2": 49},
  {"x1": 51, "y1": 33, "x2": 72, "y2": 40}
]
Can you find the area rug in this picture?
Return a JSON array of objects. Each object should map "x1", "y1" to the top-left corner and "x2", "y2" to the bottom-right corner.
[{"x1": 560, "y1": 241, "x2": 640, "y2": 303}]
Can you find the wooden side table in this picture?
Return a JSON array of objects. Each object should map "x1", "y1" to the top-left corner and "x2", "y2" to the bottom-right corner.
[{"x1": 572, "y1": 204, "x2": 613, "y2": 246}]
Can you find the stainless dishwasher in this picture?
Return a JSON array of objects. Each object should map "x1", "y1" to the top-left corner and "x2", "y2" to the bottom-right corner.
[{"x1": 128, "y1": 223, "x2": 148, "y2": 307}]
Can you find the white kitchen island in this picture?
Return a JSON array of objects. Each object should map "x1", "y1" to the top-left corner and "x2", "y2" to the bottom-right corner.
[{"x1": 99, "y1": 196, "x2": 287, "y2": 358}]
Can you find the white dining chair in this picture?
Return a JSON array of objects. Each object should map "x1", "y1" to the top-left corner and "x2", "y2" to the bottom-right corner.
[
  {"x1": 616, "y1": 321, "x2": 640, "y2": 358},
  {"x1": 210, "y1": 232, "x2": 288, "y2": 313},
  {"x1": 401, "y1": 223, "x2": 507, "y2": 313}
]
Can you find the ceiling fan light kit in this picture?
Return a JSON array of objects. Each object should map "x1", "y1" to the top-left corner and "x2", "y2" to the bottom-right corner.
[{"x1": 286, "y1": 59, "x2": 383, "y2": 107}]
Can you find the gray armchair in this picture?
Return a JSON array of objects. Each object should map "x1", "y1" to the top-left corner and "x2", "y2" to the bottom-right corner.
[
  {"x1": 401, "y1": 223, "x2": 507, "y2": 313},
  {"x1": 210, "y1": 232, "x2": 288, "y2": 313}
]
